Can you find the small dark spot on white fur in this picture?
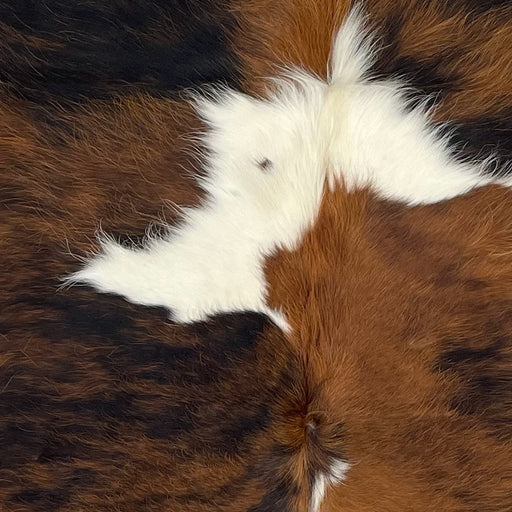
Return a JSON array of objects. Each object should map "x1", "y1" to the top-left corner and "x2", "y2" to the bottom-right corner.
[{"x1": 257, "y1": 158, "x2": 273, "y2": 172}]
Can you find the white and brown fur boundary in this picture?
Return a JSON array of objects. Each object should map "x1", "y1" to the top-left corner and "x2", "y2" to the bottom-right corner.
[
  {"x1": 65, "y1": 6, "x2": 510, "y2": 323},
  {"x1": 65, "y1": 5, "x2": 512, "y2": 512},
  {"x1": 1, "y1": 1, "x2": 511, "y2": 511}
]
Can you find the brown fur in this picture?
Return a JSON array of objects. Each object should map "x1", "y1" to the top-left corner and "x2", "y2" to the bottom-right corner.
[
  {"x1": 0, "y1": 95, "x2": 202, "y2": 253},
  {"x1": 0, "y1": 93, "x2": 323, "y2": 511},
  {"x1": 233, "y1": 0, "x2": 512, "y2": 116},
  {"x1": 365, "y1": 0, "x2": 512, "y2": 120},
  {"x1": 265, "y1": 184, "x2": 512, "y2": 511},
  {"x1": 1, "y1": 1, "x2": 511, "y2": 510},
  {"x1": 231, "y1": 1, "x2": 512, "y2": 174},
  {"x1": 231, "y1": 0, "x2": 352, "y2": 93}
]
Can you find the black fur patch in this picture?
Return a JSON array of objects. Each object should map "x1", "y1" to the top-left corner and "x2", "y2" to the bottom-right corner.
[
  {"x1": 0, "y1": 276, "x2": 304, "y2": 508},
  {"x1": 371, "y1": 11, "x2": 461, "y2": 108},
  {"x1": 448, "y1": 111, "x2": 512, "y2": 177},
  {"x1": 458, "y1": 0, "x2": 512, "y2": 14},
  {"x1": 370, "y1": 8, "x2": 512, "y2": 177},
  {"x1": 437, "y1": 332, "x2": 512, "y2": 440},
  {"x1": 247, "y1": 476, "x2": 297, "y2": 512},
  {"x1": 0, "y1": 0, "x2": 240, "y2": 103},
  {"x1": 10, "y1": 489, "x2": 70, "y2": 510}
]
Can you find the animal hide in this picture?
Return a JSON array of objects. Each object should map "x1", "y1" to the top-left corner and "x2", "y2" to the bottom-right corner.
[{"x1": 0, "y1": 1, "x2": 511, "y2": 511}]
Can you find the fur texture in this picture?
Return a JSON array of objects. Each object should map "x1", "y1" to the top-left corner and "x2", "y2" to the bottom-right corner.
[
  {"x1": 0, "y1": 0, "x2": 240, "y2": 103},
  {"x1": 310, "y1": 459, "x2": 350, "y2": 512},
  {"x1": 233, "y1": 0, "x2": 512, "y2": 177},
  {"x1": 0, "y1": 93, "x2": 327, "y2": 512},
  {"x1": 65, "y1": 7, "x2": 510, "y2": 327},
  {"x1": 1, "y1": 0, "x2": 511, "y2": 511},
  {"x1": 265, "y1": 184, "x2": 512, "y2": 511}
]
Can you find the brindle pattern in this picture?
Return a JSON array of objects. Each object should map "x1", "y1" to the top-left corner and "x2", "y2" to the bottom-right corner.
[
  {"x1": 0, "y1": 0, "x2": 241, "y2": 104},
  {"x1": 1, "y1": 1, "x2": 511, "y2": 511}
]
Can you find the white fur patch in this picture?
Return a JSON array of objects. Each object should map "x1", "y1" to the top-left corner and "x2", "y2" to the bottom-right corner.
[
  {"x1": 310, "y1": 459, "x2": 351, "y2": 512},
  {"x1": 64, "y1": 5, "x2": 510, "y2": 324}
]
